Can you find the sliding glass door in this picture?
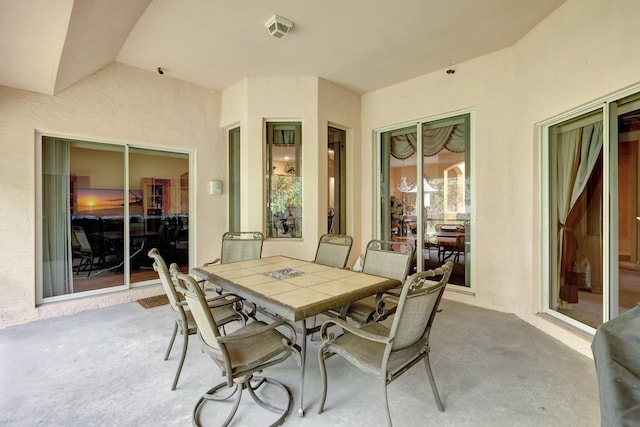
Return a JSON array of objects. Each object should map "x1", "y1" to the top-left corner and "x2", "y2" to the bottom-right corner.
[
  {"x1": 547, "y1": 111, "x2": 604, "y2": 327},
  {"x1": 39, "y1": 135, "x2": 189, "y2": 302},
  {"x1": 615, "y1": 94, "x2": 640, "y2": 320},
  {"x1": 544, "y1": 88, "x2": 640, "y2": 329},
  {"x1": 378, "y1": 112, "x2": 472, "y2": 288}
]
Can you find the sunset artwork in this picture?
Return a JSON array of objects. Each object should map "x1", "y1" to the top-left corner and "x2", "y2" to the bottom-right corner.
[{"x1": 77, "y1": 188, "x2": 143, "y2": 215}]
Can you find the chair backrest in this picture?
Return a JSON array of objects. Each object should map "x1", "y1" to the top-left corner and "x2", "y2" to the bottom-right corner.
[
  {"x1": 362, "y1": 240, "x2": 415, "y2": 282},
  {"x1": 172, "y1": 270, "x2": 223, "y2": 357},
  {"x1": 148, "y1": 248, "x2": 182, "y2": 310},
  {"x1": 436, "y1": 223, "x2": 464, "y2": 233},
  {"x1": 313, "y1": 234, "x2": 353, "y2": 268},
  {"x1": 220, "y1": 231, "x2": 264, "y2": 264},
  {"x1": 389, "y1": 261, "x2": 453, "y2": 351},
  {"x1": 72, "y1": 226, "x2": 92, "y2": 251}
]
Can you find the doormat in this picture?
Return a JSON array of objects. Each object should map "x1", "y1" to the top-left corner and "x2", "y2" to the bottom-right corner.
[{"x1": 137, "y1": 294, "x2": 169, "y2": 309}]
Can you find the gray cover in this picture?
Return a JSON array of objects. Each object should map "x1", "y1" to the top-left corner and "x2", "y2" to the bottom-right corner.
[{"x1": 591, "y1": 304, "x2": 640, "y2": 426}]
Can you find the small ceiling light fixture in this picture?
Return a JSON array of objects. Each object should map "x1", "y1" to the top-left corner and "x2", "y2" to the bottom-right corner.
[
  {"x1": 446, "y1": 63, "x2": 456, "y2": 75},
  {"x1": 265, "y1": 14, "x2": 294, "y2": 38}
]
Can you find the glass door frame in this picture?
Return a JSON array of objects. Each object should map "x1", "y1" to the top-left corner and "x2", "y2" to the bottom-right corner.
[
  {"x1": 540, "y1": 83, "x2": 640, "y2": 332},
  {"x1": 374, "y1": 108, "x2": 475, "y2": 293},
  {"x1": 35, "y1": 131, "x2": 194, "y2": 305}
]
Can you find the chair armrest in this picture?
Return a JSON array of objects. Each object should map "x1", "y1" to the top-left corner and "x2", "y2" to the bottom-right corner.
[
  {"x1": 217, "y1": 320, "x2": 298, "y2": 344},
  {"x1": 204, "y1": 292, "x2": 243, "y2": 308},
  {"x1": 319, "y1": 317, "x2": 390, "y2": 344},
  {"x1": 202, "y1": 258, "x2": 221, "y2": 267},
  {"x1": 203, "y1": 284, "x2": 223, "y2": 294},
  {"x1": 371, "y1": 293, "x2": 400, "y2": 322}
]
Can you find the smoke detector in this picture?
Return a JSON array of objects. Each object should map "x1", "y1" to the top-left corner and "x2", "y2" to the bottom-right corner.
[{"x1": 265, "y1": 15, "x2": 293, "y2": 38}]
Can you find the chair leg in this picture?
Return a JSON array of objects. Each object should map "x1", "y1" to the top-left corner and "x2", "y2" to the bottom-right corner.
[
  {"x1": 164, "y1": 322, "x2": 178, "y2": 361},
  {"x1": 317, "y1": 347, "x2": 329, "y2": 414},
  {"x1": 171, "y1": 326, "x2": 189, "y2": 391},
  {"x1": 423, "y1": 355, "x2": 444, "y2": 412},
  {"x1": 382, "y1": 379, "x2": 392, "y2": 427},
  {"x1": 194, "y1": 376, "x2": 293, "y2": 427},
  {"x1": 87, "y1": 255, "x2": 94, "y2": 277},
  {"x1": 309, "y1": 315, "x2": 318, "y2": 341}
]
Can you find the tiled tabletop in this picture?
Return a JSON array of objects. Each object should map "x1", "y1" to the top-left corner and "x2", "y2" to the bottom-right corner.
[{"x1": 191, "y1": 256, "x2": 400, "y2": 322}]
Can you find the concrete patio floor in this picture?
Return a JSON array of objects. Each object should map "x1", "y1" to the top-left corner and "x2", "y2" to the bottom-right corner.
[{"x1": 0, "y1": 298, "x2": 600, "y2": 426}]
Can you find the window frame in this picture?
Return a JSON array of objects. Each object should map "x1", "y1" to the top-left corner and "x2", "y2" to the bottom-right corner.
[{"x1": 265, "y1": 121, "x2": 302, "y2": 239}]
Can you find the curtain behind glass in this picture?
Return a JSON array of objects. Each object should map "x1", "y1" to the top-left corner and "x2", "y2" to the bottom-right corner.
[
  {"x1": 42, "y1": 137, "x2": 71, "y2": 297},
  {"x1": 552, "y1": 116, "x2": 603, "y2": 305}
]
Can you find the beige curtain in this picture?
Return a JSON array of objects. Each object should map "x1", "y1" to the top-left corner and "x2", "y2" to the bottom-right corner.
[
  {"x1": 555, "y1": 122, "x2": 603, "y2": 304},
  {"x1": 42, "y1": 137, "x2": 72, "y2": 297}
]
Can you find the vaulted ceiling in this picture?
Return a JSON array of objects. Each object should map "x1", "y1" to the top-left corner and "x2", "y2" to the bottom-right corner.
[{"x1": 0, "y1": 0, "x2": 566, "y2": 96}]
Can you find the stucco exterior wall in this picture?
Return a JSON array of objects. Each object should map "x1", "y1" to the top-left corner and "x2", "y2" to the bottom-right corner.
[
  {"x1": 318, "y1": 78, "x2": 362, "y2": 261},
  {"x1": 2, "y1": 0, "x2": 638, "y2": 360},
  {"x1": 221, "y1": 77, "x2": 361, "y2": 262},
  {"x1": 360, "y1": 0, "x2": 640, "y2": 356},
  {"x1": 0, "y1": 63, "x2": 223, "y2": 327}
]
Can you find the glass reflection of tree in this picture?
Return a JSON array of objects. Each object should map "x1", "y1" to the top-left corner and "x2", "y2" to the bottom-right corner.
[
  {"x1": 444, "y1": 162, "x2": 465, "y2": 214},
  {"x1": 270, "y1": 174, "x2": 302, "y2": 236}
]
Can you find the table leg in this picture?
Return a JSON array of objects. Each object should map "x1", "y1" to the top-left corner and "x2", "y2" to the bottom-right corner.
[{"x1": 298, "y1": 318, "x2": 306, "y2": 417}]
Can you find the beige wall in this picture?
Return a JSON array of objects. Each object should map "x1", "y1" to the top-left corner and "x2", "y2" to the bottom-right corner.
[
  {"x1": 0, "y1": 63, "x2": 224, "y2": 326},
  {"x1": 318, "y1": 78, "x2": 362, "y2": 262},
  {"x1": 361, "y1": 0, "x2": 640, "y2": 356}
]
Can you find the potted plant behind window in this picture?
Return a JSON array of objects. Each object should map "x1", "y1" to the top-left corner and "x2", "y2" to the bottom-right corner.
[{"x1": 390, "y1": 195, "x2": 403, "y2": 237}]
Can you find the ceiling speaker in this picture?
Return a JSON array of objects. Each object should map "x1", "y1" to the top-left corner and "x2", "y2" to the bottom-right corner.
[{"x1": 265, "y1": 15, "x2": 293, "y2": 38}]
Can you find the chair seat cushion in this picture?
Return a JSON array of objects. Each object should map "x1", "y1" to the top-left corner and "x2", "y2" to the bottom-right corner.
[
  {"x1": 345, "y1": 296, "x2": 379, "y2": 324},
  {"x1": 209, "y1": 302, "x2": 243, "y2": 327},
  {"x1": 437, "y1": 237, "x2": 458, "y2": 246},
  {"x1": 328, "y1": 323, "x2": 426, "y2": 376},
  {"x1": 224, "y1": 321, "x2": 291, "y2": 369},
  {"x1": 346, "y1": 295, "x2": 399, "y2": 324}
]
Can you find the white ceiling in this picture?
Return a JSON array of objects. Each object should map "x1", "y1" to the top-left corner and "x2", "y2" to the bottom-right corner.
[{"x1": 0, "y1": 0, "x2": 566, "y2": 96}]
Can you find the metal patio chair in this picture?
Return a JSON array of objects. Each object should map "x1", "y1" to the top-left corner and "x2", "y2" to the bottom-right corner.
[
  {"x1": 313, "y1": 234, "x2": 353, "y2": 269},
  {"x1": 342, "y1": 239, "x2": 415, "y2": 324},
  {"x1": 318, "y1": 261, "x2": 454, "y2": 426},
  {"x1": 173, "y1": 269, "x2": 302, "y2": 426},
  {"x1": 148, "y1": 248, "x2": 245, "y2": 391}
]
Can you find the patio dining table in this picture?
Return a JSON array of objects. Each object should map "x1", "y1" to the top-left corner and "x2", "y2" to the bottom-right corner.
[{"x1": 191, "y1": 255, "x2": 401, "y2": 417}]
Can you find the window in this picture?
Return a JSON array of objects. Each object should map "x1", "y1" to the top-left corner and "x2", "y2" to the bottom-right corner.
[
  {"x1": 328, "y1": 126, "x2": 347, "y2": 235},
  {"x1": 542, "y1": 86, "x2": 640, "y2": 331},
  {"x1": 38, "y1": 135, "x2": 190, "y2": 302},
  {"x1": 265, "y1": 122, "x2": 302, "y2": 238},
  {"x1": 229, "y1": 127, "x2": 240, "y2": 231},
  {"x1": 378, "y1": 112, "x2": 472, "y2": 288}
]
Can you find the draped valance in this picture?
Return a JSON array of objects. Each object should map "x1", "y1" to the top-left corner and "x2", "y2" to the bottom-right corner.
[
  {"x1": 390, "y1": 124, "x2": 465, "y2": 159},
  {"x1": 272, "y1": 129, "x2": 297, "y2": 146}
]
